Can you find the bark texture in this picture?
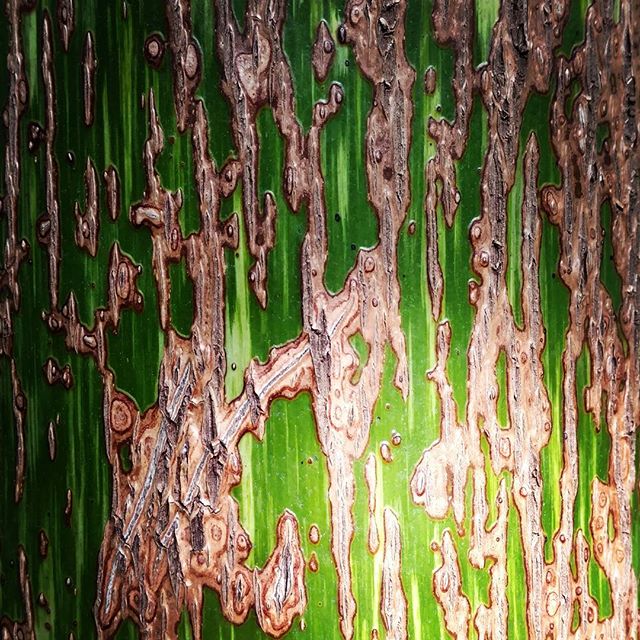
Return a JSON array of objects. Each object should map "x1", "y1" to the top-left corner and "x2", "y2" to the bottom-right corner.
[{"x1": 0, "y1": 0, "x2": 638, "y2": 639}]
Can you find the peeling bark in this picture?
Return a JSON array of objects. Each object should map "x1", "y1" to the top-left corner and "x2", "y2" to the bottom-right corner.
[{"x1": 1, "y1": 0, "x2": 638, "y2": 638}]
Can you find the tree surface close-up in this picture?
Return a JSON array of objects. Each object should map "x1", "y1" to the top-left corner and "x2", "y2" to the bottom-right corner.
[{"x1": 0, "y1": 0, "x2": 639, "y2": 638}]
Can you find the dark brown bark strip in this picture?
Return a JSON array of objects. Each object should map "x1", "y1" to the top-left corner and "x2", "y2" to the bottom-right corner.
[{"x1": 1, "y1": 0, "x2": 34, "y2": 507}]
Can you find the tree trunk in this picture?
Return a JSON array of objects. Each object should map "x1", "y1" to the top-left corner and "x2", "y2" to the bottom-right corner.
[{"x1": 1, "y1": 0, "x2": 638, "y2": 638}]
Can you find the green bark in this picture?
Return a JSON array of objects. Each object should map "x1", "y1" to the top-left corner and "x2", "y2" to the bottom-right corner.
[{"x1": 0, "y1": 0, "x2": 638, "y2": 639}]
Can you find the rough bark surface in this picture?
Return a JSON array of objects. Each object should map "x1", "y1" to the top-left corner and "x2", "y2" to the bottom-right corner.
[{"x1": 0, "y1": 0, "x2": 638, "y2": 639}]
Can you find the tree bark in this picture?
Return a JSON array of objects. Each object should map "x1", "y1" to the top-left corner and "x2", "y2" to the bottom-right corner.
[{"x1": 0, "y1": 0, "x2": 638, "y2": 638}]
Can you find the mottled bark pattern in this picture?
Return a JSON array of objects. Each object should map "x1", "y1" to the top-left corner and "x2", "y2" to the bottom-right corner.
[
  {"x1": 0, "y1": 0, "x2": 638, "y2": 639},
  {"x1": 0, "y1": 547, "x2": 35, "y2": 639},
  {"x1": 413, "y1": 1, "x2": 639, "y2": 639}
]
